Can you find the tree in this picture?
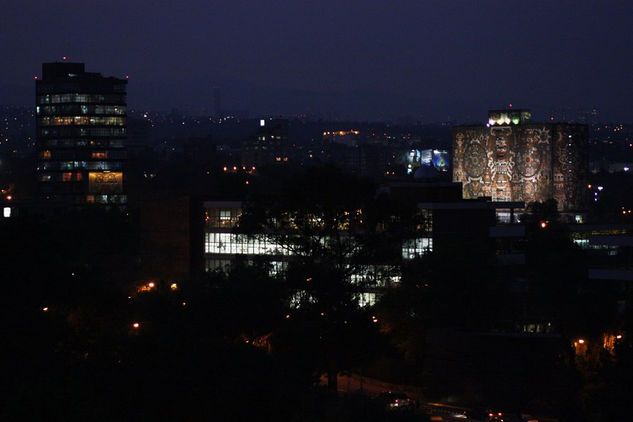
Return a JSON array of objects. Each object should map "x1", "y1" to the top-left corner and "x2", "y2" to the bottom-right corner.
[{"x1": 238, "y1": 166, "x2": 400, "y2": 392}]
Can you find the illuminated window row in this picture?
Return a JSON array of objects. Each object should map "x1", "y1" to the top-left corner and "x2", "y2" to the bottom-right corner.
[
  {"x1": 40, "y1": 173, "x2": 82, "y2": 182},
  {"x1": 37, "y1": 94, "x2": 125, "y2": 104},
  {"x1": 37, "y1": 105, "x2": 126, "y2": 116},
  {"x1": 205, "y1": 258, "x2": 287, "y2": 278},
  {"x1": 205, "y1": 207, "x2": 242, "y2": 228},
  {"x1": 353, "y1": 292, "x2": 377, "y2": 308},
  {"x1": 85, "y1": 194, "x2": 127, "y2": 204},
  {"x1": 39, "y1": 116, "x2": 125, "y2": 126},
  {"x1": 204, "y1": 233, "x2": 289, "y2": 256},
  {"x1": 205, "y1": 258, "x2": 233, "y2": 272},
  {"x1": 40, "y1": 161, "x2": 122, "y2": 170},
  {"x1": 39, "y1": 127, "x2": 126, "y2": 137},
  {"x1": 290, "y1": 289, "x2": 376, "y2": 308},
  {"x1": 350, "y1": 265, "x2": 401, "y2": 287},
  {"x1": 43, "y1": 138, "x2": 124, "y2": 148},
  {"x1": 40, "y1": 151, "x2": 126, "y2": 160},
  {"x1": 402, "y1": 237, "x2": 433, "y2": 260}
]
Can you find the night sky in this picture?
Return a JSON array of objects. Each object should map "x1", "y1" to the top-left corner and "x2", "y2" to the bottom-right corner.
[{"x1": 2, "y1": 1, "x2": 632, "y2": 122}]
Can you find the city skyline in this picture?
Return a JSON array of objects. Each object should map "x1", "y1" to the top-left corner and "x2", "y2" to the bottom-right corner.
[{"x1": 1, "y1": 1, "x2": 632, "y2": 122}]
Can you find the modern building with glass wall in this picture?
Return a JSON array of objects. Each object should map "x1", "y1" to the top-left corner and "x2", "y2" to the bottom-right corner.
[
  {"x1": 36, "y1": 61, "x2": 127, "y2": 207},
  {"x1": 203, "y1": 199, "x2": 433, "y2": 306}
]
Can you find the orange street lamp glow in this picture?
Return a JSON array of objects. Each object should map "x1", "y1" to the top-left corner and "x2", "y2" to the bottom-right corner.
[
  {"x1": 148, "y1": 282, "x2": 155, "y2": 288},
  {"x1": 578, "y1": 339, "x2": 585, "y2": 344},
  {"x1": 540, "y1": 221, "x2": 547, "y2": 229},
  {"x1": 170, "y1": 283, "x2": 178, "y2": 291}
]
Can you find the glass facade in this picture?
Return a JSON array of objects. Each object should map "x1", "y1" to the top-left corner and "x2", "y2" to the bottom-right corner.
[
  {"x1": 202, "y1": 201, "x2": 433, "y2": 308},
  {"x1": 402, "y1": 237, "x2": 433, "y2": 259},
  {"x1": 35, "y1": 62, "x2": 127, "y2": 206},
  {"x1": 205, "y1": 207, "x2": 242, "y2": 228},
  {"x1": 38, "y1": 116, "x2": 125, "y2": 126},
  {"x1": 205, "y1": 233, "x2": 288, "y2": 256},
  {"x1": 37, "y1": 93, "x2": 125, "y2": 104}
]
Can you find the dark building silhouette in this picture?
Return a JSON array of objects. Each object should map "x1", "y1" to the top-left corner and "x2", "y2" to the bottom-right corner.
[
  {"x1": 240, "y1": 118, "x2": 290, "y2": 168},
  {"x1": 36, "y1": 61, "x2": 127, "y2": 207}
]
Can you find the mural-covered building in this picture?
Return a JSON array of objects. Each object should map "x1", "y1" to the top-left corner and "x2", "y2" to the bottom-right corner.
[{"x1": 452, "y1": 109, "x2": 587, "y2": 212}]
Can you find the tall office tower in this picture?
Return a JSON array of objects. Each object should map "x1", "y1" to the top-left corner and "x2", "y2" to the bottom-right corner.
[
  {"x1": 452, "y1": 109, "x2": 588, "y2": 213},
  {"x1": 36, "y1": 61, "x2": 127, "y2": 207},
  {"x1": 241, "y1": 118, "x2": 290, "y2": 168}
]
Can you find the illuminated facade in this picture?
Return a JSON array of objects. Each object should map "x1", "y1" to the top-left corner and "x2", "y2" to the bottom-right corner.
[
  {"x1": 36, "y1": 62, "x2": 127, "y2": 206},
  {"x1": 453, "y1": 110, "x2": 587, "y2": 211},
  {"x1": 203, "y1": 200, "x2": 433, "y2": 306}
]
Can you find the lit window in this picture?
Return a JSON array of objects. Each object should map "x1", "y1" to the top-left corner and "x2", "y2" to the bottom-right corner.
[
  {"x1": 3, "y1": 207, "x2": 11, "y2": 218},
  {"x1": 402, "y1": 238, "x2": 433, "y2": 260}
]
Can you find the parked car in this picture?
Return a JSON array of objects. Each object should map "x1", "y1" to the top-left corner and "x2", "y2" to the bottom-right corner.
[{"x1": 378, "y1": 391, "x2": 416, "y2": 411}]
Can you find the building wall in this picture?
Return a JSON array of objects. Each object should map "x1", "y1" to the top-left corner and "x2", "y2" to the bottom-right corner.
[
  {"x1": 35, "y1": 62, "x2": 127, "y2": 206},
  {"x1": 453, "y1": 123, "x2": 587, "y2": 211},
  {"x1": 140, "y1": 196, "x2": 192, "y2": 281}
]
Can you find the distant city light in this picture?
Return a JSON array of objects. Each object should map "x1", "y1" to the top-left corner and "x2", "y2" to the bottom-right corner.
[
  {"x1": 617, "y1": 334, "x2": 623, "y2": 339},
  {"x1": 148, "y1": 281, "x2": 155, "y2": 288},
  {"x1": 260, "y1": 119, "x2": 265, "y2": 127},
  {"x1": 540, "y1": 221, "x2": 547, "y2": 229},
  {"x1": 578, "y1": 339, "x2": 585, "y2": 344},
  {"x1": 42, "y1": 307, "x2": 49, "y2": 312},
  {"x1": 597, "y1": 186, "x2": 604, "y2": 191},
  {"x1": 624, "y1": 167, "x2": 629, "y2": 172},
  {"x1": 170, "y1": 283, "x2": 178, "y2": 291}
]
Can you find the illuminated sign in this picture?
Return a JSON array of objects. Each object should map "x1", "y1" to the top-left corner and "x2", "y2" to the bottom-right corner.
[
  {"x1": 89, "y1": 172, "x2": 123, "y2": 193},
  {"x1": 404, "y1": 149, "x2": 449, "y2": 172},
  {"x1": 432, "y1": 150, "x2": 449, "y2": 172}
]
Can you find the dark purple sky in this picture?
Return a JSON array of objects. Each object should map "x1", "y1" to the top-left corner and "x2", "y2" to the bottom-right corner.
[{"x1": 2, "y1": 1, "x2": 632, "y2": 122}]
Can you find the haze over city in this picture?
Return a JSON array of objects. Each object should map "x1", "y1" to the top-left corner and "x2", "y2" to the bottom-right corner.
[{"x1": 2, "y1": 1, "x2": 632, "y2": 121}]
